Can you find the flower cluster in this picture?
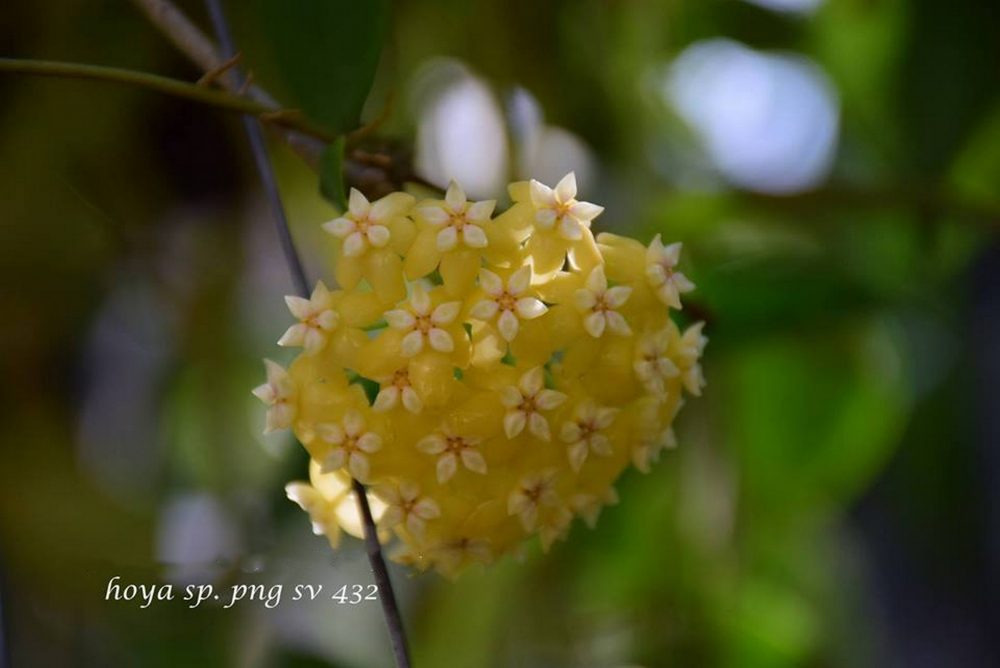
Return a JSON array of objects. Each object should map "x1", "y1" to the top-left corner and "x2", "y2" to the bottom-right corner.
[{"x1": 255, "y1": 174, "x2": 706, "y2": 577}]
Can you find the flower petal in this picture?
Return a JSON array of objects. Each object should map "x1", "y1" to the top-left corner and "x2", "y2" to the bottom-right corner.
[
  {"x1": 384, "y1": 309, "x2": 416, "y2": 330},
  {"x1": 427, "y1": 328, "x2": 454, "y2": 352},
  {"x1": 520, "y1": 366, "x2": 544, "y2": 396},
  {"x1": 503, "y1": 410, "x2": 527, "y2": 438},
  {"x1": 605, "y1": 310, "x2": 632, "y2": 336},
  {"x1": 400, "y1": 386, "x2": 423, "y2": 413},
  {"x1": 461, "y1": 224, "x2": 488, "y2": 248},
  {"x1": 554, "y1": 172, "x2": 577, "y2": 203},
  {"x1": 604, "y1": 285, "x2": 633, "y2": 308},
  {"x1": 583, "y1": 311, "x2": 606, "y2": 338},
  {"x1": 528, "y1": 412, "x2": 551, "y2": 440},
  {"x1": 569, "y1": 200, "x2": 604, "y2": 222},
  {"x1": 416, "y1": 433, "x2": 446, "y2": 454},
  {"x1": 342, "y1": 231, "x2": 366, "y2": 257},
  {"x1": 460, "y1": 448, "x2": 488, "y2": 474},
  {"x1": 466, "y1": 199, "x2": 496, "y2": 222},
  {"x1": 436, "y1": 226, "x2": 458, "y2": 251},
  {"x1": 469, "y1": 299, "x2": 499, "y2": 320},
  {"x1": 277, "y1": 323, "x2": 307, "y2": 347},
  {"x1": 356, "y1": 432, "x2": 382, "y2": 453},
  {"x1": 515, "y1": 297, "x2": 546, "y2": 320},
  {"x1": 445, "y1": 181, "x2": 466, "y2": 211},
  {"x1": 529, "y1": 179, "x2": 556, "y2": 208},
  {"x1": 366, "y1": 224, "x2": 391, "y2": 248},
  {"x1": 348, "y1": 188, "x2": 370, "y2": 218},
  {"x1": 431, "y1": 301, "x2": 461, "y2": 325},
  {"x1": 372, "y1": 386, "x2": 399, "y2": 412},
  {"x1": 417, "y1": 205, "x2": 449, "y2": 226},
  {"x1": 401, "y1": 330, "x2": 425, "y2": 357},
  {"x1": 436, "y1": 452, "x2": 458, "y2": 483},
  {"x1": 507, "y1": 265, "x2": 532, "y2": 295},
  {"x1": 535, "y1": 389, "x2": 566, "y2": 410},
  {"x1": 497, "y1": 309, "x2": 520, "y2": 342},
  {"x1": 321, "y1": 448, "x2": 346, "y2": 472},
  {"x1": 323, "y1": 217, "x2": 356, "y2": 238}
]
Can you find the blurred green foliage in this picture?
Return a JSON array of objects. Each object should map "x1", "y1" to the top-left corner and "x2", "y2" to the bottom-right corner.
[{"x1": 0, "y1": 0, "x2": 997, "y2": 667}]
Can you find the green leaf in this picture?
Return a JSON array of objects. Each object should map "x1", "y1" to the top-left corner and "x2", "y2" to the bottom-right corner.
[
  {"x1": 319, "y1": 136, "x2": 347, "y2": 210},
  {"x1": 258, "y1": 0, "x2": 390, "y2": 134}
]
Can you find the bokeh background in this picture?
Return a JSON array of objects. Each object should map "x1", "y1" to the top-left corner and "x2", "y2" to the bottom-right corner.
[{"x1": 2, "y1": 0, "x2": 999, "y2": 666}]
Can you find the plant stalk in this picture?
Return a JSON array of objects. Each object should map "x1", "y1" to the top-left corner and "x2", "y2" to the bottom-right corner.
[{"x1": 202, "y1": 1, "x2": 410, "y2": 666}]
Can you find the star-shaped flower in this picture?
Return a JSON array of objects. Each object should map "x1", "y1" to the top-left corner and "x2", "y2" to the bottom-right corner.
[
  {"x1": 251, "y1": 359, "x2": 297, "y2": 433},
  {"x1": 318, "y1": 410, "x2": 382, "y2": 482},
  {"x1": 416, "y1": 426, "x2": 488, "y2": 483},
  {"x1": 560, "y1": 400, "x2": 619, "y2": 472},
  {"x1": 676, "y1": 322, "x2": 708, "y2": 396},
  {"x1": 634, "y1": 328, "x2": 680, "y2": 398},
  {"x1": 324, "y1": 188, "x2": 403, "y2": 257},
  {"x1": 646, "y1": 235, "x2": 695, "y2": 309},
  {"x1": 500, "y1": 367, "x2": 567, "y2": 440},
  {"x1": 570, "y1": 487, "x2": 620, "y2": 529},
  {"x1": 538, "y1": 504, "x2": 573, "y2": 552},
  {"x1": 384, "y1": 284, "x2": 461, "y2": 357},
  {"x1": 573, "y1": 265, "x2": 633, "y2": 338},
  {"x1": 416, "y1": 181, "x2": 494, "y2": 252},
  {"x1": 431, "y1": 536, "x2": 494, "y2": 577},
  {"x1": 277, "y1": 281, "x2": 340, "y2": 355},
  {"x1": 507, "y1": 470, "x2": 559, "y2": 531},
  {"x1": 468, "y1": 266, "x2": 547, "y2": 342},
  {"x1": 529, "y1": 172, "x2": 604, "y2": 241},
  {"x1": 633, "y1": 427, "x2": 677, "y2": 474},
  {"x1": 376, "y1": 480, "x2": 441, "y2": 538},
  {"x1": 372, "y1": 366, "x2": 423, "y2": 414}
]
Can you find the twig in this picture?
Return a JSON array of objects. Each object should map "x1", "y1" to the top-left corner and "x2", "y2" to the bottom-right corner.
[
  {"x1": 0, "y1": 58, "x2": 333, "y2": 143},
  {"x1": 196, "y1": 51, "x2": 242, "y2": 87},
  {"x1": 129, "y1": 0, "x2": 327, "y2": 167},
  {"x1": 202, "y1": 2, "x2": 410, "y2": 666}
]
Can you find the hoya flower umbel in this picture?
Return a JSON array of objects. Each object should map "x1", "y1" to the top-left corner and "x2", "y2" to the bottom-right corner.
[
  {"x1": 261, "y1": 174, "x2": 708, "y2": 578},
  {"x1": 385, "y1": 284, "x2": 461, "y2": 357},
  {"x1": 469, "y1": 266, "x2": 547, "y2": 342}
]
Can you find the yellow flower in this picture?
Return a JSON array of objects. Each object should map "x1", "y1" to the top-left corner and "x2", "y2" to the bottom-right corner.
[
  {"x1": 500, "y1": 366, "x2": 567, "y2": 440},
  {"x1": 285, "y1": 459, "x2": 388, "y2": 549},
  {"x1": 416, "y1": 425, "x2": 488, "y2": 483},
  {"x1": 573, "y1": 265, "x2": 633, "y2": 338},
  {"x1": 468, "y1": 266, "x2": 547, "y2": 342},
  {"x1": 528, "y1": 173, "x2": 603, "y2": 242},
  {"x1": 322, "y1": 189, "x2": 415, "y2": 304},
  {"x1": 559, "y1": 400, "x2": 619, "y2": 472},
  {"x1": 376, "y1": 480, "x2": 441, "y2": 539},
  {"x1": 507, "y1": 469, "x2": 559, "y2": 531},
  {"x1": 405, "y1": 182, "x2": 498, "y2": 296},
  {"x1": 318, "y1": 410, "x2": 383, "y2": 482},
  {"x1": 251, "y1": 359, "x2": 296, "y2": 433},
  {"x1": 384, "y1": 283, "x2": 463, "y2": 357},
  {"x1": 259, "y1": 176, "x2": 708, "y2": 577}
]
